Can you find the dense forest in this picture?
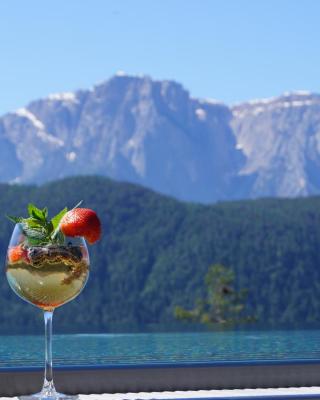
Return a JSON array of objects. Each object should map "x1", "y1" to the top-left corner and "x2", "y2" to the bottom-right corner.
[{"x1": 0, "y1": 176, "x2": 320, "y2": 333}]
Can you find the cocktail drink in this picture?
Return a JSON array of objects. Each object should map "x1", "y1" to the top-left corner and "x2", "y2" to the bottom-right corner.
[
  {"x1": 7, "y1": 242, "x2": 89, "y2": 310},
  {"x1": 6, "y1": 204, "x2": 101, "y2": 400}
]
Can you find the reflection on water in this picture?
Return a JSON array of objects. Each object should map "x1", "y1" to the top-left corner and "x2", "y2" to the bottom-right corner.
[{"x1": 0, "y1": 330, "x2": 320, "y2": 367}]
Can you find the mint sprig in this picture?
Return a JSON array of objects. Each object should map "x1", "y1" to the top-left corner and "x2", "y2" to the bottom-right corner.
[{"x1": 7, "y1": 202, "x2": 80, "y2": 246}]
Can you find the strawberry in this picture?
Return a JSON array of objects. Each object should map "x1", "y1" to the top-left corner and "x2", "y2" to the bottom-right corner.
[
  {"x1": 8, "y1": 245, "x2": 29, "y2": 264},
  {"x1": 59, "y1": 208, "x2": 101, "y2": 244}
]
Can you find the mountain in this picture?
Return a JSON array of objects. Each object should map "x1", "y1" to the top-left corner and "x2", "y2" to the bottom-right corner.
[
  {"x1": 1, "y1": 176, "x2": 320, "y2": 333},
  {"x1": 1, "y1": 75, "x2": 320, "y2": 202},
  {"x1": 231, "y1": 91, "x2": 320, "y2": 197},
  {"x1": 0, "y1": 75, "x2": 243, "y2": 203}
]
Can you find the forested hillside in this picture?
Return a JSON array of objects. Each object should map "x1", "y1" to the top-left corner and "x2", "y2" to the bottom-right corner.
[{"x1": 0, "y1": 176, "x2": 320, "y2": 333}]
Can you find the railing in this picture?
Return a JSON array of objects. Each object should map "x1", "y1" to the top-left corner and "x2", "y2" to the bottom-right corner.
[{"x1": 2, "y1": 360, "x2": 320, "y2": 397}]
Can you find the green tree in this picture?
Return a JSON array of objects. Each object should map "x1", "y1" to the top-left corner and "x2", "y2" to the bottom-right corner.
[{"x1": 174, "y1": 264, "x2": 255, "y2": 326}]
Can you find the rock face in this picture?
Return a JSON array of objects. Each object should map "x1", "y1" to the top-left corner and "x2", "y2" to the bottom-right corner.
[
  {"x1": 231, "y1": 92, "x2": 320, "y2": 198},
  {"x1": 1, "y1": 74, "x2": 320, "y2": 203}
]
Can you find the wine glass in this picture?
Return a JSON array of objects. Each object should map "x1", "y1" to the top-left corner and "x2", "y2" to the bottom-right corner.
[{"x1": 6, "y1": 223, "x2": 90, "y2": 400}]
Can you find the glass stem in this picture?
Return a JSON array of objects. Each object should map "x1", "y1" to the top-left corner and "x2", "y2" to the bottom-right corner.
[{"x1": 43, "y1": 310, "x2": 55, "y2": 393}]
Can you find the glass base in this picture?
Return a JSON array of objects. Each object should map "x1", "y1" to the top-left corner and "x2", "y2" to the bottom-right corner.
[
  {"x1": 19, "y1": 380, "x2": 79, "y2": 400},
  {"x1": 19, "y1": 391, "x2": 79, "y2": 400}
]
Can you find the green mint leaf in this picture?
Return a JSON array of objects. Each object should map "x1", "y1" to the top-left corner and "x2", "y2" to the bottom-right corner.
[
  {"x1": 24, "y1": 218, "x2": 41, "y2": 228},
  {"x1": 6, "y1": 215, "x2": 23, "y2": 224},
  {"x1": 28, "y1": 203, "x2": 45, "y2": 221},
  {"x1": 51, "y1": 207, "x2": 68, "y2": 230},
  {"x1": 46, "y1": 221, "x2": 54, "y2": 235},
  {"x1": 21, "y1": 224, "x2": 47, "y2": 239},
  {"x1": 27, "y1": 203, "x2": 38, "y2": 216},
  {"x1": 42, "y1": 207, "x2": 48, "y2": 219},
  {"x1": 26, "y1": 217, "x2": 46, "y2": 227},
  {"x1": 25, "y1": 236, "x2": 47, "y2": 246},
  {"x1": 6, "y1": 203, "x2": 76, "y2": 245},
  {"x1": 31, "y1": 210, "x2": 41, "y2": 220}
]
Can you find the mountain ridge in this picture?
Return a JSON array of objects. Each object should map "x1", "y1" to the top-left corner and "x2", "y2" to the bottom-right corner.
[{"x1": 1, "y1": 74, "x2": 319, "y2": 202}]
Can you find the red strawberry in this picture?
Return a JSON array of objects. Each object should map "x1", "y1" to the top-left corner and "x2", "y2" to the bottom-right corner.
[
  {"x1": 60, "y1": 208, "x2": 101, "y2": 244},
  {"x1": 8, "y1": 245, "x2": 29, "y2": 264}
]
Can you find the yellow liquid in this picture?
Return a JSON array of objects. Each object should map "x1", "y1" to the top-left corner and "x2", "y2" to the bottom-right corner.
[{"x1": 6, "y1": 246, "x2": 89, "y2": 310}]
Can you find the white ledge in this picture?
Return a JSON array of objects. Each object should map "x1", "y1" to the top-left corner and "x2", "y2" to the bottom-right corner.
[{"x1": 4, "y1": 387, "x2": 320, "y2": 400}]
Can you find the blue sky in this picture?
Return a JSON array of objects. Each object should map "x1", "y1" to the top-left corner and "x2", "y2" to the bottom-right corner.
[{"x1": 0, "y1": 0, "x2": 319, "y2": 115}]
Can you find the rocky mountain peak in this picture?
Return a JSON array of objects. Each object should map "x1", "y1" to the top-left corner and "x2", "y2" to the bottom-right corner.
[
  {"x1": 231, "y1": 91, "x2": 320, "y2": 198},
  {"x1": 232, "y1": 91, "x2": 320, "y2": 120},
  {"x1": 1, "y1": 75, "x2": 320, "y2": 202}
]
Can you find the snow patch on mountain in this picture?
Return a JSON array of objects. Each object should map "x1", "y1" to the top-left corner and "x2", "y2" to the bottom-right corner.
[
  {"x1": 66, "y1": 151, "x2": 77, "y2": 162},
  {"x1": 15, "y1": 108, "x2": 64, "y2": 147},
  {"x1": 195, "y1": 108, "x2": 206, "y2": 120},
  {"x1": 47, "y1": 92, "x2": 78, "y2": 103},
  {"x1": 232, "y1": 92, "x2": 320, "y2": 119}
]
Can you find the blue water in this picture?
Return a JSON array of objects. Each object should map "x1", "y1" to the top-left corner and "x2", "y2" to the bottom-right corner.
[{"x1": 1, "y1": 330, "x2": 320, "y2": 368}]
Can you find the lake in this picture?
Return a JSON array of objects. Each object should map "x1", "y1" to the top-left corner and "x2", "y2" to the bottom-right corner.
[{"x1": 1, "y1": 330, "x2": 320, "y2": 368}]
